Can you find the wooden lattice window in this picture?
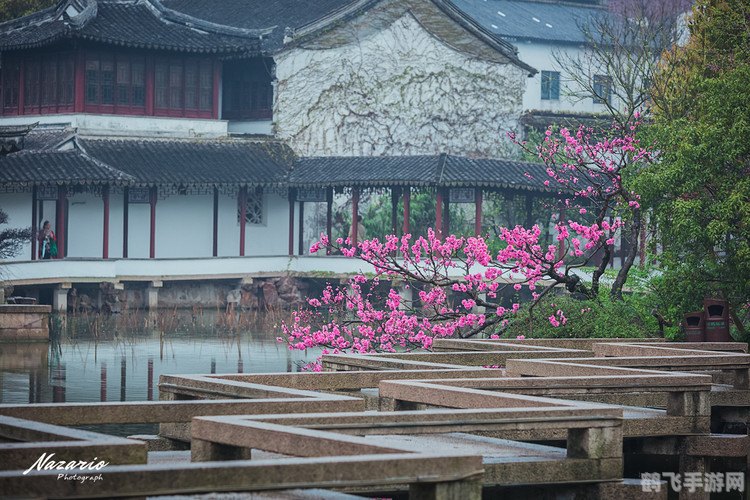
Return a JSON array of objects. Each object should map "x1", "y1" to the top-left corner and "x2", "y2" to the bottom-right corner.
[
  {"x1": 237, "y1": 191, "x2": 264, "y2": 225},
  {"x1": 222, "y1": 58, "x2": 273, "y2": 120},
  {"x1": 155, "y1": 56, "x2": 213, "y2": 118},
  {"x1": 85, "y1": 51, "x2": 145, "y2": 114}
]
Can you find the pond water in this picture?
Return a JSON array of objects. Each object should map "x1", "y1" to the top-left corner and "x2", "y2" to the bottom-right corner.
[{"x1": 0, "y1": 311, "x2": 314, "y2": 435}]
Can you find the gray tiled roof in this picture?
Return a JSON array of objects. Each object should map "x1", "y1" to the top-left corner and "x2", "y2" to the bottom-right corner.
[
  {"x1": 291, "y1": 156, "x2": 440, "y2": 187},
  {"x1": 161, "y1": 0, "x2": 533, "y2": 71},
  {"x1": 162, "y1": 0, "x2": 354, "y2": 52},
  {"x1": 450, "y1": 0, "x2": 602, "y2": 44},
  {"x1": 441, "y1": 155, "x2": 553, "y2": 190},
  {"x1": 0, "y1": 150, "x2": 134, "y2": 185},
  {"x1": 0, "y1": 130, "x2": 557, "y2": 193},
  {"x1": 0, "y1": 0, "x2": 263, "y2": 53},
  {"x1": 77, "y1": 138, "x2": 295, "y2": 187},
  {"x1": 291, "y1": 154, "x2": 555, "y2": 192},
  {"x1": 23, "y1": 127, "x2": 76, "y2": 151}
]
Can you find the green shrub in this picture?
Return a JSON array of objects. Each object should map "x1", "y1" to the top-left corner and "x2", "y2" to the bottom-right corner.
[{"x1": 502, "y1": 288, "x2": 674, "y2": 339}]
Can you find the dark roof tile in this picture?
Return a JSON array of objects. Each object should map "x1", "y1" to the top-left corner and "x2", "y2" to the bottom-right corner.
[
  {"x1": 78, "y1": 138, "x2": 295, "y2": 186},
  {"x1": 291, "y1": 154, "x2": 555, "y2": 192},
  {"x1": 290, "y1": 156, "x2": 439, "y2": 187},
  {"x1": 23, "y1": 127, "x2": 76, "y2": 151},
  {"x1": 0, "y1": 0, "x2": 262, "y2": 53},
  {"x1": 450, "y1": 0, "x2": 602, "y2": 44},
  {"x1": 162, "y1": 0, "x2": 354, "y2": 52},
  {"x1": 0, "y1": 150, "x2": 134, "y2": 185}
]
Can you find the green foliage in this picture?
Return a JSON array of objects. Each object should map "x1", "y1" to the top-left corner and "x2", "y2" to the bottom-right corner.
[
  {"x1": 503, "y1": 289, "x2": 672, "y2": 339},
  {"x1": 0, "y1": 208, "x2": 32, "y2": 259},
  {"x1": 640, "y1": 0, "x2": 750, "y2": 334},
  {"x1": 0, "y1": 0, "x2": 55, "y2": 21}
]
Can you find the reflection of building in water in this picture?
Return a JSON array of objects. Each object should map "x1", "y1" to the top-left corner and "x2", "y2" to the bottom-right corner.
[
  {"x1": 0, "y1": 317, "x2": 314, "y2": 406},
  {"x1": 0, "y1": 342, "x2": 50, "y2": 403}
]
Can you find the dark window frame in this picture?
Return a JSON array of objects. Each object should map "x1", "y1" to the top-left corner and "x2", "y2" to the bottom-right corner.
[
  {"x1": 14, "y1": 51, "x2": 74, "y2": 115},
  {"x1": 154, "y1": 56, "x2": 213, "y2": 118},
  {"x1": 222, "y1": 58, "x2": 273, "y2": 121},
  {"x1": 84, "y1": 50, "x2": 146, "y2": 115},
  {"x1": 0, "y1": 59, "x2": 20, "y2": 115},
  {"x1": 541, "y1": 70, "x2": 560, "y2": 101},
  {"x1": 593, "y1": 74, "x2": 612, "y2": 105}
]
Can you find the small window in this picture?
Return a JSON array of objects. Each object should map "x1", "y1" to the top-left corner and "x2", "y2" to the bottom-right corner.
[
  {"x1": 593, "y1": 75, "x2": 612, "y2": 105},
  {"x1": 541, "y1": 71, "x2": 560, "y2": 100},
  {"x1": 237, "y1": 191, "x2": 264, "y2": 225}
]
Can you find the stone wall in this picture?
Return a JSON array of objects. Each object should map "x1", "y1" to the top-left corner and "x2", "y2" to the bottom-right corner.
[
  {"x1": 58, "y1": 277, "x2": 318, "y2": 311},
  {"x1": 0, "y1": 305, "x2": 50, "y2": 341},
  {"x1": 274, "y1": 8, "x2": 527, "y2": 157}
]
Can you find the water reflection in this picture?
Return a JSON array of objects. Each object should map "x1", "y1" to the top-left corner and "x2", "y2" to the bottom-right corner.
[{"x1": 0, "y1": 311, "x2": 313, "y2": 406}]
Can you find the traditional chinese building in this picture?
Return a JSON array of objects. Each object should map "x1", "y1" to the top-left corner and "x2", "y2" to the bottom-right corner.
[{"x1": 0, "y1": 0, "x2": 589, "y2": 308}]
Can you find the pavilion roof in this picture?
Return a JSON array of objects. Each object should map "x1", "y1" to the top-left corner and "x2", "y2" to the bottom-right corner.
[
  {"x1": 0, "y1": 0, "x2": 534, "y2": 73},
  {"x1": 0, "y1": 0, "x2": 263, "y2": 54},
  {"x1": 0, "y1": 127, "x2": 558, "y2": 194},
  {"x1": 0, "y1": 150, "x2": 134, "y2": 186},
  {"x1": 290, "y1": 154, "x2": 557, "y2": 192},
  {"x1": 77, "y1": 138, "x2": 295, "y2": 187}
]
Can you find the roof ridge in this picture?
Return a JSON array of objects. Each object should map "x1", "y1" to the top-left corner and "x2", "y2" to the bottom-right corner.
[
  {"x1": 146, "y1": 0, "x2": 272, "y2": 39},
  {"x1": 434, "y1": 0, "x2": 536, "y2": 75},
  {"x1": 0, "y1": 0, "x2": 97, "y2": 31},
  {"x1": 436, "y1": 152, "x2": 448, "y2": 184},
  {"x1": 73, "y1": 138, "x2": 137, "y2": 182}
]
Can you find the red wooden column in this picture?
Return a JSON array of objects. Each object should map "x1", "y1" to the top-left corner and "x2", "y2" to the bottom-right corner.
[
  {"x1": 212, "y1": 187, "x2": 219, "y2": 257},
  {"x1": 435, "y1": 188, "x2": 443, "y2": 238},
  {"x1": 74, "y1": 50, "x2": 85, "y2": 113},
  {"x1": 102, "y1": 184, "x2": 110, "y2": 259},
  {"x1": 525, "y1": 194, "x2": 534, "y2": 228},
  {"x1": 391, "y1": 187, "x2": 400, "y2": 236},
  {"x1": 351, "y1": 187, "x2": 360, "y2": 247},
  {"x1": 122, "y1": 187, "x2": 129, "y2": 258},
  {"x1": 56, "y1": 186, "x2": 67, "y2": 259},
  {"x1": 325, "y1": 188, "x2": 333, "y2": 255},
  {"x1": 443, "y1": 189, "x2": 450, "y2": 236},
  {"x1": 238, "y1": 186, "x2": 247, "y2": 256},
  {"x1": 149, "y1": 186, "x2": 157, "y2": 259},
  {"x1": 474, "y1": 188, "x2": 483, "y2": 236},
  {"x1": 212, "y1": 61, "x2": 221, "y2": 119},
  {"x1": 402, "y1": 187, "x2": 411, "y2": 235},
  {"x1": 31, "y1": 185, "x2": 37, "y2": 260},
  {"x1": 288, "y1": 188, "x2": 296, "y2": 256},
  {"x1": 17, "y1": 60, "x2": 24, "y2": 114},
  {"x1": 298, "y1": 200, "x2": 305, "y2": 255},
  {"x1": 145, "y1": 56, "x2": 155, "y2": 116}
]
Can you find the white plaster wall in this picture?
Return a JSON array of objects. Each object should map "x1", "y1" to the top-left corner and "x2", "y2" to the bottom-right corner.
[
  {"x1": 217, "y1": 192, "x2": 239, "y2": 257},
  {"x1": 108, "y1": 193, "x2": 125, "y2": 259},
  {"x1": 0, "y1": 191, "x2": 32, "y2": 262},
  {"x1": 0, "y1": 114, "x2": 228, "y2": 139},
  {"x1": 155, "y1": 194, "x2": 213, "y2": 258},
  {"x1": 67, "y1": 192, "x2": 103, "y2": 258},
  {"x1": 39, "y1": 200, "x2": 57, "y2": 232},
  {"x1": 275, "y1": 13, "x2": 527, "y2": 157},
  {"x1": 227, "y1": 120, "x2": 273, "y2": 136},
  {"x1": 201, "y1": 192, "x2": 291, "y2": 258},
  {"x1": 516, "y1": 41, "x2": 623, "y2": 115},
  {"x1": 245, "y1": 193, "x2": 291, "y2": 257},
  {"x1": 126, "y1": 203, "x2": 150, "y2": 259}
]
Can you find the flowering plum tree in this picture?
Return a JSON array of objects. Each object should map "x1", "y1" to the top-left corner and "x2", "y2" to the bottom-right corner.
[{"x1": 281, "y1": 121, "x2": 652, "y2": 358}]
